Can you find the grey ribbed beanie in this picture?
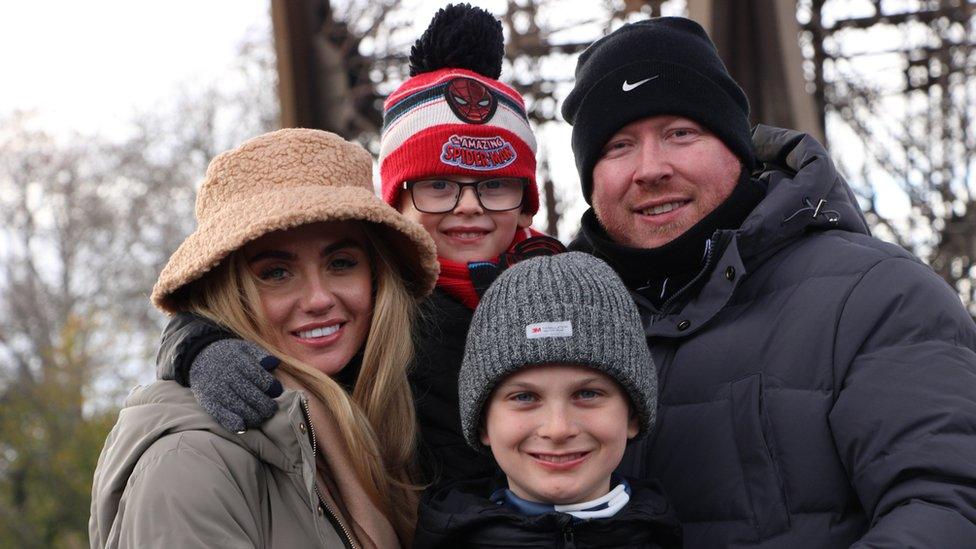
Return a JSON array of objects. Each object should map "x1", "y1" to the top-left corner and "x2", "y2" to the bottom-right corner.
[{"x1": 458, "y1": 252, "x2": 657, "y2": 449}]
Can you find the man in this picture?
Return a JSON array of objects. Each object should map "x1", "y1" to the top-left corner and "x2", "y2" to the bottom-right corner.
[{"x1": 561, "y1": 16, "x2": 976, "y2": 548}]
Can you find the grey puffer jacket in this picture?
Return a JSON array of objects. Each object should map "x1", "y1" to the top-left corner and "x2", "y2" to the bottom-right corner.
[
  {"x1": 572, "y1": 125, "x2": 976, "y2": 547},
  {"x1": 89, "y1": 381, "x2": 354, "y2": 548}
]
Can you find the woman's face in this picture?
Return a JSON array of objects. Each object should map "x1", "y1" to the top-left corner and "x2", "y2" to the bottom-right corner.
[{"x1": 243, "y1": 221, "x2": 374, "y2": 376}]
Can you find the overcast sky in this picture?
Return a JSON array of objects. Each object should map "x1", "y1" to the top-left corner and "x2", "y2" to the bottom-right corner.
[
  {"x1": 0, "y1": 0, "x2": 599, "y2": 234},
  {"x1": 0, "y1": 0, "x2": 536, "y2": 135},
  {"x1": 0, "y1": 0, "x2": 271, "y2": 135}
]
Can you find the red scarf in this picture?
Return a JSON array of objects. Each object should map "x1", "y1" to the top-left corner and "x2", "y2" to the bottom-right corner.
[{"x1": 437, "y1": 228, "x2": 545, "y2": 309}]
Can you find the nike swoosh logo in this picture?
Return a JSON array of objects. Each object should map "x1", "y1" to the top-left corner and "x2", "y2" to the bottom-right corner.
[{"x1": 622, "y1": 75, "x2": 659, "y2": 92}]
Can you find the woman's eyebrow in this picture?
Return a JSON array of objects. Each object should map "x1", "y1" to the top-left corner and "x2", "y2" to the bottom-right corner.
[
  {"x1": 320, "y1": 238, "x2": 363, "y2": 257},
  {"x1": 247, "y1": 250, "x2": 295, "y2": 263},
  {"x1": 247, "y1": 238, "x2": 363, "y2": 264}
]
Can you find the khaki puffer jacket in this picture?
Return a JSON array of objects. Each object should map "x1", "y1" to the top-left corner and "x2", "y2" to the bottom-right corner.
[{"x1": 90, "y1": 380, "x2": 355, "y2": 548}]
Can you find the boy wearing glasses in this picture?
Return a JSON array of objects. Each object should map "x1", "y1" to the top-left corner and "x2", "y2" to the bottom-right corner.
[
  {"x1": 151, "y1": 3, "x2": 562, "y2": 486},
  {"x1": 396, "y1": 177, "x2": 533, "y2": 274},
  {"x1": 379, "y1": 5, "x2": 565, "y2": 482}
]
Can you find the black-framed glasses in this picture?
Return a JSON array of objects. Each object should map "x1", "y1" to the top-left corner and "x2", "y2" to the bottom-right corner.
[{"x1": 402, "y1": 178, "x2": 526, "y2": 213}]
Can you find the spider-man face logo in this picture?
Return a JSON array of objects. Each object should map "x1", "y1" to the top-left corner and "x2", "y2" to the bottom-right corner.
[{"x1": 444, "y1": 77, "x2": 497, "y2": 124}]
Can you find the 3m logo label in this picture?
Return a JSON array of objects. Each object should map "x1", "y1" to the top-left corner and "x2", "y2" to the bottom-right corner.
[{"x1": 526, "y1": 321, "x2": 573, "y2": 339}]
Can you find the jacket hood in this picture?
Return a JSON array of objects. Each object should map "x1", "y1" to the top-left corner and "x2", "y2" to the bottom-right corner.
[
  {"x1": 737, "y1": 125, "x2": 870, "y2": 261},
  {"x1": 90, "y1": 381, "x2": 307, "y2": 544}
]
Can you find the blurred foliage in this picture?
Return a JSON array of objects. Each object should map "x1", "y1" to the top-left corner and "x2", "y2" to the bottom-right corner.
[
  {"x1": 0, "y1": 317, "x2": 117, "y2": 547},
  {"x1": 0, "y1": 28, "x2": 278, "y2": 548}
]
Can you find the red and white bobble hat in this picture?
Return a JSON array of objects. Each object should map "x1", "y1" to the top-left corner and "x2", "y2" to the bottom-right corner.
[{"x1": 379, "y1": 5, "x2": 539, "y2": 215}]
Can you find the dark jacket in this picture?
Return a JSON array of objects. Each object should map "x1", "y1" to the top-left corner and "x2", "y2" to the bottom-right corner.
[
  {"x1": 155, "y1": 288, "x2": 498, "y2": 485},
  {"x1": 573, "y1": 125, "x2": 976, "y2": 547},
  {"x1": 414, "y1": 476, "x2": 681, "y2": 549},
  {"x1": 411, "y1": 288, "x2": 498, "y2": 482},
  {"x1": 155, "y1": 311, "x2": 230, "y2": 386}
]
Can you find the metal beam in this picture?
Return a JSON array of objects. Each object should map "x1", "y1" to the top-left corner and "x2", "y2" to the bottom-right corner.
[
  {"x1": 688, "y1": 0, "x2": 824, "y2": 142},
  {"x1": 271, "y1": 0, "x2": 321, "y2": 128}
]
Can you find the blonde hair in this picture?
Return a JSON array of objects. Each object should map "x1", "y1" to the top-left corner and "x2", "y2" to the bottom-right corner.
[{"x1": 182, "y1": 223, "x2": 420, "y2": 542}]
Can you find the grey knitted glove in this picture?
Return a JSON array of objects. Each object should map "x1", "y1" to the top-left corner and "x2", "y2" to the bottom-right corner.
[{"x1": 189, "y1": 339, "x2": 283, "y2": 433}]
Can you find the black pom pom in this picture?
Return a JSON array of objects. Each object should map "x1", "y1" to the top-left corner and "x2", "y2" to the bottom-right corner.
[{"x1": 409, "y1": 3, "x2": 504, "y2": 78}]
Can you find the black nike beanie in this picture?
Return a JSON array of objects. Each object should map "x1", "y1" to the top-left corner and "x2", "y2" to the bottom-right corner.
[{"x1": 561, "y1": 17, "x2": 754, "y2": 204}]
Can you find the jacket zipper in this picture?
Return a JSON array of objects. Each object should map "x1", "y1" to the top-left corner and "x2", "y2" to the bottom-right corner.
[
  {"x1": 659, "y1": 234, "x2": 722, "y2": 316},
  {"x1": 643, "y1": 343, "x2": 678, "y2": 466},
  {"x1": 562, "y1": 525, "x2": 576, "y2": 549},
  {"x1": 642, "y1": 235, "x2": 722, "y2": 469},
  {"x1": 300, "y1": 397, "x2": 358, "y2": 549}
]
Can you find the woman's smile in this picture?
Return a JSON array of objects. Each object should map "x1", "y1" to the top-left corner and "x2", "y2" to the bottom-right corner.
[{"x1": 244, "y1": 221, "x2": 374, "y2": 376}]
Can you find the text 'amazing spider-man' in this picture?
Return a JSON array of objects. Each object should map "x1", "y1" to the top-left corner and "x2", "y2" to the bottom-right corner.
[{"x1": 444, "y1": 77, "x2": 498, "y2": 124}]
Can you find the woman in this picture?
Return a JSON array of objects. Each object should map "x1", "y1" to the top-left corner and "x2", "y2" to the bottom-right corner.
[
  {"x1": 89, "y1": 128, "x2": 438, "y2": 548},
  {"x1": 151, "y1": 2, "x2": 563, "y2": 487}
]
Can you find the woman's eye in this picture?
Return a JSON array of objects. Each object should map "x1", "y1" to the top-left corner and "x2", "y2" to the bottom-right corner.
[
  {"x1": 330, "y1": 256, "x2": 359, "y2": 271},
  {"x1": 512, "y1": 392, "x2": 537, "y2": 403},
  {"x1": 259, "y1": 266, "x2": 289, "y2": 281}
]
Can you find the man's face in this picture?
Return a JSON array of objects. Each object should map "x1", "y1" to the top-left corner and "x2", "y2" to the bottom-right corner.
[{"x1": 591, "y1": 115, "x2": 741, "y2": 249}]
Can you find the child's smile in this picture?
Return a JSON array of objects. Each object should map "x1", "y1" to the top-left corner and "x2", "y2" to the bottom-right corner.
[{"x1": 481, "y1": 363, "x2": 639, "y2": 505}]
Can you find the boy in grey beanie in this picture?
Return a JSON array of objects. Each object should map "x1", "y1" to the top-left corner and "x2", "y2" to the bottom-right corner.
[{"x1": 414, "y1": 252, "x2": 680, "y2": 548}]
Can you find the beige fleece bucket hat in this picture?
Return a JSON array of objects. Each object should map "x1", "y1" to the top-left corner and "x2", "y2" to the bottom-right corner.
[{"x1": 151, "y1": 128, "x2": 439, "y2": 313}]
